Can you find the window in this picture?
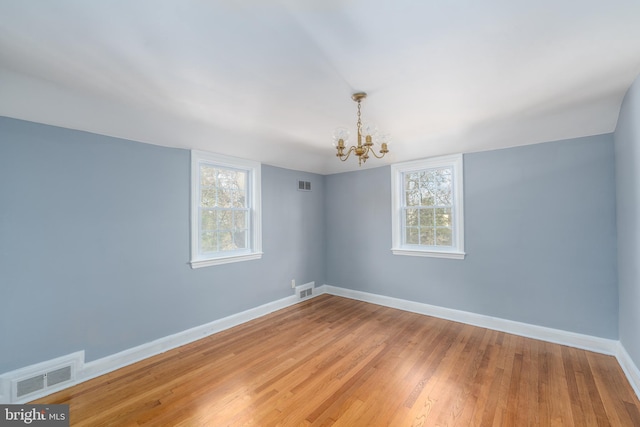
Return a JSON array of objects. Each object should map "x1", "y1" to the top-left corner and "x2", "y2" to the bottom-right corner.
[
  {"x1": 391, "y1": 154, "x2": 465, "y2": 259},
  {"x1": 190, "y1": 151, "x2": 262, "y2": 268}
]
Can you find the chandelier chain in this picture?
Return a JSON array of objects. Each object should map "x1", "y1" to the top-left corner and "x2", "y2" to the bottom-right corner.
[{"x1": 357, "y1": 100, "x2": 362, "y2": 138}]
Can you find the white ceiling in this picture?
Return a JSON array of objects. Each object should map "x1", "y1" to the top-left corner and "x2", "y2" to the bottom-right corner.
[{"x1": 1, "y1": 1, "x2": 640, "y2": 175}]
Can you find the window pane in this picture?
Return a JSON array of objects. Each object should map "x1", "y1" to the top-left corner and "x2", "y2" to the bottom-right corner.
[
  {"x1": 218, "y1": 210, "x2": 232, "y2": 230},
  {"x1": 200, "y1": 231, "x2": 216, "y2": 252},
  {"x1": 437, "y1": 186, "x2": 452, "y2": 204},
  {"x1": 419, "y1": 227, "x2": 435, "y2": 246},
  {"x1": 405, "y1": 208, "x2": 418, "y2": 227},
  {"x1": 200, "y1": 165, "x2": 216, "y2": 187},
  {"x1": 405, "y1": 190, "x2": 420, "y2": 206},
  {"x1": 233, "y1": 230, "x2": 247, "y2": 249},
  {"x1": 217, "y1": 187, "x2": 233, "y2": 208},
  {"x1": 201, "y1": 209, "x2": 217, "y2": 231},
  {"x1": 405, "y1": 173, "x2": 419, "y2": 191},
  {"x1": 426, "y1": 179, "x2": 437, "y2": 195},
  {"x1": 234, "y1": 210, "x2": 247, "y2": 230},
  {"x1": 231, "y1": 189, "x2": 246, "y2": 208},
  {"x1": 436, "y1": 190, "x2": 452, "y2": 206},
  {"x1": 435, "y1": 208, "x2": 452, "y2": 226},
  {"x1": 201, "y1": 187, "x2": 218, "y2": 207},
  {"x1": 418, "y1": 171, "x2": 432, "y2": 187},
  {"x1": 435, "y1": 168, "x2": 452, "y2": 205},
  {"x1": 435, "y1": 167, "x2": 451, "y2": 181},
  {"x1": 217, "y1": 168, "x2": 236, "y2": 185},
  {"x1": 406, "y1": 227, "x2": 419, "y2": 244},
  {"x1": 419, "y1": 208, "x2": 434, "y2": 226},
  {"x1": 436, "y1": 227, "x2": 452, "y2": 246},
  {"x1": 420, "y1": 188, "x2": 434, "y2": 206},
  {"x1": 236, "y1": 171, "x2": 246, "y2": 192},
  {"x1": 218, "y1": 231, "x2": 234, "y2": 251}
]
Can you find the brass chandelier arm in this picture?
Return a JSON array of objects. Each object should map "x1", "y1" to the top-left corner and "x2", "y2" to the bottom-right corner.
[
  {"x1": 336, "y1": 145, "x2": 388, "y2": 164},
  {"x1": 337, "y1": 146, "x2": 356, "y2": 161},
  {"x1": 369, "y1": 148, "x2": 387, "y2": 159}
]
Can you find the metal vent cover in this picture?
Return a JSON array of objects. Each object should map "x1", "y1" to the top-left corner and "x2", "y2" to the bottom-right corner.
[
  {"x1": 297, "y1": 180, "x2": 311, "y2": 191},
  {"x1": 5, "y1": 353, "x2": 82, "y2": 403},
  {"x1": 295, "y1": 282, "x2": 315, "y2": 299},
  {"x1": 46, "y1": 366, "x2": 72, "y2": 387},
  {"x1": 16, "y1": 375, "x2": 45, "y2": 398}
]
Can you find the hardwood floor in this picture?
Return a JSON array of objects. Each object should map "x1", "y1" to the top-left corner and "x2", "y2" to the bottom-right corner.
[{"x1": 34, "y1": 295, "x2": 640, "y2": 426}]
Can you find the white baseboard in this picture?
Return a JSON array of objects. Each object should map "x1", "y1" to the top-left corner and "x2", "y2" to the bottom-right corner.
[
  {"x1": 2, "y1": 284, "x2": 638, "y2": 403},
  {"x1": 0, "y1": 292, "x2": 305, "y2": 404},
  {"x1": 615, "y1": 342, "x2": 640, "y2": 399},
  {"x1": 321, "y1": 284, "x2": 640, "y2": 399},
  {"x1": 81, "y1": 293, "x2": 302, "y2": 382},
  {"x1": 321, "y1": 285, "x2": 618, "y2": 354}
]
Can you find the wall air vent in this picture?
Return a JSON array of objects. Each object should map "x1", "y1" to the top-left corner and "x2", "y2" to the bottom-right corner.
[{"x1": 298, "y1": 180, "x2": 311, "y2": 191}]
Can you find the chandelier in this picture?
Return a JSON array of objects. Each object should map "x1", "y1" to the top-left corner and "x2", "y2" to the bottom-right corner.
[{"x1": 334, "y1": 92, "x2": 389, "y2": 166}]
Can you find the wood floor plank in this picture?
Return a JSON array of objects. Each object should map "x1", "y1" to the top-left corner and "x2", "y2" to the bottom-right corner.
[{"x1": 32, "y1": 295, "x2": 640, "y2": 426}]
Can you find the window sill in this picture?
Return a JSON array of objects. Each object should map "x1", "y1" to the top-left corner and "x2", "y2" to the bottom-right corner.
[
  {"x1": 391, "y1": 248, "x2": 466, "y2": 260},
  {"x1": 190, "y1": 252, "x2": 263, "y2": 269}
]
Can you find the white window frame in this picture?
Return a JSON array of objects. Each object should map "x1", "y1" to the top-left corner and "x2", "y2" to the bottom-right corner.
[
  {"x1": 391, "y1": 154, "x2": 465, "y2": 259},
  {"x1": 190, "y1": 150, "x2": 262, "y2": 268}
]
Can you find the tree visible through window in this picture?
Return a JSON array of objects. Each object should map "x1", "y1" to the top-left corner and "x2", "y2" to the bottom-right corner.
[
  {"x1": 199, "y1": 165, "x2": 248, "y2": 253},
  {"x1": 391, "y1": 154, "x2": 465, "y2": 259},
  {"x1": 191, "y1": 151, "x2": 262, "y2": 268},
  {"x1": 403, "y1": 167, "x2": 453, "y2": 247}
]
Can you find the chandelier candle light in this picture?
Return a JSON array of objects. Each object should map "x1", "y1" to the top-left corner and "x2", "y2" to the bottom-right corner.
[{"x1": 334, "y1": 92, "x2": 390, "y2": 166}]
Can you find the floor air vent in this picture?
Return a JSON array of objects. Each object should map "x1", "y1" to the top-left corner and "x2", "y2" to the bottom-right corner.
[
  {"x1": 295, "y1": 282, "x2": 315, "y2": 299},
  {"x1": 16, "y1": 375, "x2": 45, "y2": 398},
  {"x1": 1, "y1": 351, "x2": 83, "y2": 403},
  {"x1": 15, "y1": 364, "x2": 73, "y2": 400},
  {"x1": 46, "y1": 366, "x2": 72, "y2": 387}
]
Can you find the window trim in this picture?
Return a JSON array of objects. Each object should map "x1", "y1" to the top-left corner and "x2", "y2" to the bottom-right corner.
[
  {"x1": 190, "y1": 150, "x2": 262, "y2": 268},
  {"x1": 390, "y1": 154, "x2": 465, "y2": 259}
]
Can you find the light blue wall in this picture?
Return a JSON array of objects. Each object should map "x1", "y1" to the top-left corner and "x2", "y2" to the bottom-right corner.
[
  {"x1": 615, "y1": 74, "x2": 640, "y2": 368},
  {"x1": 0, "y1": 117, "x2": 325, "y2": 373},
  {"x1": 326, "y1": 135, "x2": 619, "y2": 338},
  {"x1": 0, "y1": 114, "x2": 623, "y2": 375}
]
